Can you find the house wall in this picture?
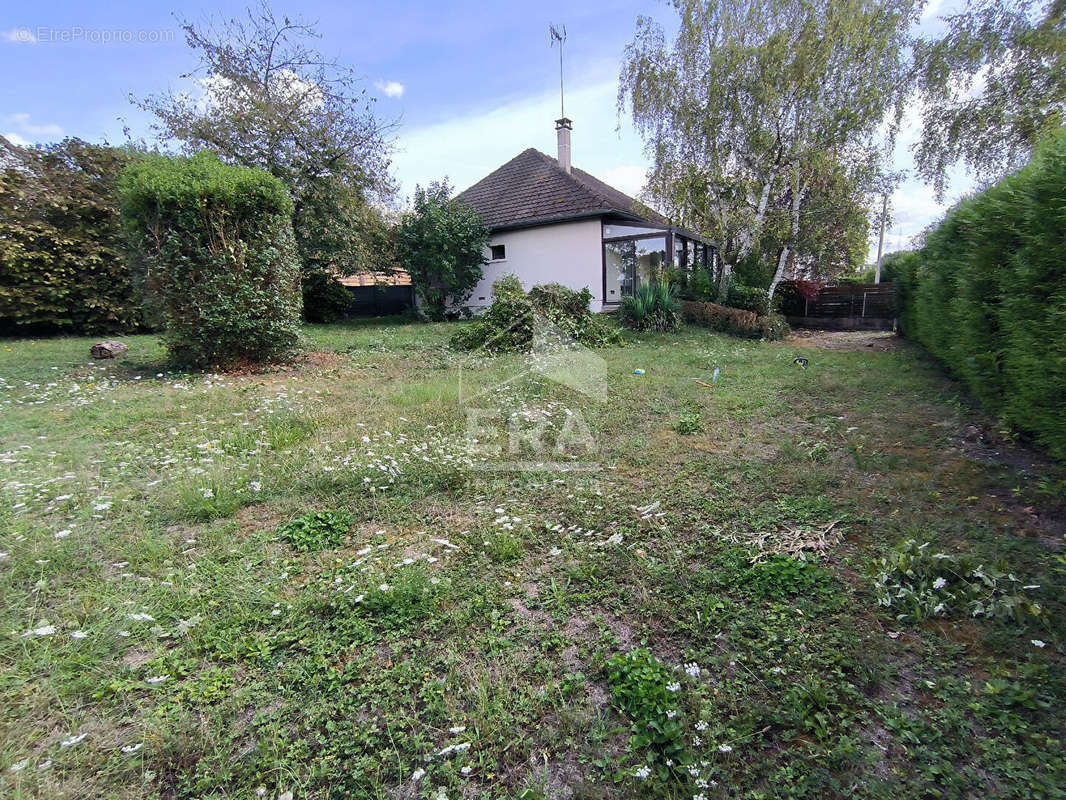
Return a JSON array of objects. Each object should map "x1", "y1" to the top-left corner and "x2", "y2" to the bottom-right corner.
[{"x1": 465, "y1": 218, "x2": 605, "y2": 312}]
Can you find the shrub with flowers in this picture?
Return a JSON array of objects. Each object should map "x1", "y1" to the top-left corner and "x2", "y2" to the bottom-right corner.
[{"x1": 872, "y1": 540, "x2": 1044, "y2": 624}]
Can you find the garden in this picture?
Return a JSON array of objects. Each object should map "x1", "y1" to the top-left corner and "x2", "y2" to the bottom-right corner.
[
  {"x1": 1, "y1": 318, "x2": 1063, "y2": 799},
  {"x1": 3, "y1": 1, "x2": 1065, "y2": 796}
]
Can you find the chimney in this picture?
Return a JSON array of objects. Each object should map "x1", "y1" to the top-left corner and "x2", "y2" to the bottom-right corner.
[{"x1": 555, "y1": 117, "x2": 572, "y2": 174}]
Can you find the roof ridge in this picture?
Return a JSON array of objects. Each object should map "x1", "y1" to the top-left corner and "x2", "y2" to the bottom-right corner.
[{"x1": 456, "y1": 146, "x2": 668, "y2": 230}]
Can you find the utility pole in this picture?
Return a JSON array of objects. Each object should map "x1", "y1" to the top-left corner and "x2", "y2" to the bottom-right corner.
[{"x1": 875, "y1": 191, "x2": 889, "y2": 283}]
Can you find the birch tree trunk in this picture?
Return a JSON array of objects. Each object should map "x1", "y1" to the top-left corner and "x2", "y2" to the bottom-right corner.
[
  {"x1": 767, "y1": 176, "x2": 806, "y2": 303},
  {"x1": 720, "y1": 179, "x2": 772, "y2": 300}
]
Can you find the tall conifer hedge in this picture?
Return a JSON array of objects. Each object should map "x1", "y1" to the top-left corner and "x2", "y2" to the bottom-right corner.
[{"x1": 901, "y1": 130, "x2": 1066, "y2": 458}]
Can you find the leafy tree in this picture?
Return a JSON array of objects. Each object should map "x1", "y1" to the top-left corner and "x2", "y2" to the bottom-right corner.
[
  {"x1": 619, "y1": 0, "x2": 918, "y2": 300},
  {"x1": 0, "y1": 138, "x2": 142, "y2": 334},
  {"x1": 394, "y1": 181, "x2": 488, "y2": 320},
  {"x1": 790, "y1": 157, "x2": 873, "y2": 280},
  {"x1": 133, "y1": 3, "x2": 394, "y2": 276},
  {"x1": 914, "y1": 0, "x2": 1066, "y2": 197},
  {"x1": 294, "y1": 176, "x2": 394, "y2": 277}
]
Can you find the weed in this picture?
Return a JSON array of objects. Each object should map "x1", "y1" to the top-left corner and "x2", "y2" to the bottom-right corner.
[
  {"x1": 674, "y1": 402, "x2": 704, "y2": 435},
  {"x1": 739, "y1": 554, "x2": 838, "y2": 601},
  {"x1": 279, "y1": 509, "x2": 353, "y2": 551},
  {"x1": 872, "y1": 539, "x2": 1044, "y2": 624},
  {"x1": 353, "y1": 564, "x2": 444, "y2": 628},
  {"x1": 606, "y1": 648, "x2": 689, "y2": 779}
]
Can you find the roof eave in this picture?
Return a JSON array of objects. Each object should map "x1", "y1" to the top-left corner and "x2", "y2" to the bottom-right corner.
[
  {"x1": 488, "y1": 212, "x2": 717, "y2": 248},
  {"x1": 487, "y1": 209, "x2": 610, "y2": 233},
  {"x1": 489, "y1": 208, "x2": 665, "y2": 234}
]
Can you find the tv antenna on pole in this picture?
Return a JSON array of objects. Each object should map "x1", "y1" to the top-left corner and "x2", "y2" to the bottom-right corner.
[{"x1": 549, "y1": 23, "x2": 567, "y2": 118}]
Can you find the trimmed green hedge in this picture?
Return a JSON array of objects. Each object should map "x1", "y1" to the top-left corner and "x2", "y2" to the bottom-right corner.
[
  {"x1": 118, "y1": 153, "x2": 301, "y2": 367},
  {"x1": 902, "y1": 129, "x2": 1066, "y2": 459},
  {"x1": 0, "y1": 139, "x2": 141, "y2": 335},
  {"x1": 681, "y1": 300, "x2": 790, "y2": 340}
]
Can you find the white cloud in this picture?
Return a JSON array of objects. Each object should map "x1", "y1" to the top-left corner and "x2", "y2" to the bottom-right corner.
[
  {"x1": 920, "y1": 0, "x2": 947, "y2": 21},
  {"x1": 599, "y1": 165, "x2": 647, "y2": 199},
  {"x1": 1, "y1": 113, "x2": 63, "y2": 146},
  {"x1": 375, "y1": 80, "x2": 405, "y2": 99},
  {"x1": 391, "y1": 78, "x2": 648, "y2": 204},
  {"x1": 866, "y1": 99, "x2": 975, "y2": 261},
  {"x1": 1, "y1": 27, "x2": 36, "y2": 44},
  {"x1": 8, "y1": 113, "x2": 62, "y2": 137}
]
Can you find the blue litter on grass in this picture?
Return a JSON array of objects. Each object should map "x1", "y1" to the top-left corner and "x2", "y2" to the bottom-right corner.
[
  {"x1": 712, "y1": 367, "x2": 721, "y2": 383},
  {"x1": 633, "y1": 368, "x2": 645, "y2": 375}
]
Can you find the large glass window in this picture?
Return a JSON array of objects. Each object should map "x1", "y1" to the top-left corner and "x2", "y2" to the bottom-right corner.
[
  {"x1": 674, "y1": 237, "x2": 686, "y2": 270},
  {"x1": 603, "y1": 223, "x2": 666, "y2": 239},
  {"x1": 604, "y1": 236, "x2": 668, "y2": 302}
]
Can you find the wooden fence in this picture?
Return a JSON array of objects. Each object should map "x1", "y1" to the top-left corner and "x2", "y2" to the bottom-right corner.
[{"x1": 787, "y1": 283, "x2": 896, "y2": 330}]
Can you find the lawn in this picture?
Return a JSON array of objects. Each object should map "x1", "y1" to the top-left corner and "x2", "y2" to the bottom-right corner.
[{"x1": 1, "y1": 320, "x2": 1063, "y2": 799}]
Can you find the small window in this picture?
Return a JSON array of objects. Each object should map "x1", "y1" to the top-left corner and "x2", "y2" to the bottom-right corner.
[{"x1": 489, "y1": 244, "x2": 506, "y2": 261}]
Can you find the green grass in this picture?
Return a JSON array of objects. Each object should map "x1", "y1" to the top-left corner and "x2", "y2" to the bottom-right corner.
[{"x1": 1, "y1": 322, "x2": 1063, "y2": 799}]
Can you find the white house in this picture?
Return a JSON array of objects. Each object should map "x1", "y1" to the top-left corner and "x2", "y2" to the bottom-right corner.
[{"x1": 457, "y1": 119, "x2": 716, "y2": 312}]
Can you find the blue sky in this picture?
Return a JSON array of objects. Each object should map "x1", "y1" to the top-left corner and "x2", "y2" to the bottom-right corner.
[{"x1": 2, "y1": 0, "x2": 972, "y2": 261}]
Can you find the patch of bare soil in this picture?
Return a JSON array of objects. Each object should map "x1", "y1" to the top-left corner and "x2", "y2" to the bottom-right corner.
[
  {"x1": 121, "y1": 647, "x2": 155, "y2": 668},
  {"x1": 786, "y1": 329, "x2": 903, "y2": 351},
  {"x1": 234, "y1": 502, "x2": 285, "y2": 536},
  {"x1": 295, "y1": 350, "x2": 346, "y2": 371},
  {"x1": 946, "y1": 425, "x2": 1066, "y2": 548}
]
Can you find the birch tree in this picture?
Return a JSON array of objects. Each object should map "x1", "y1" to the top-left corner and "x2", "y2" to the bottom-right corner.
[
  {"x1": 619, "y1": 0, "x2": 919, "y2": 299},
  {"x1": 914, "y1": 0, "x2": 1066, "y2": 198}
]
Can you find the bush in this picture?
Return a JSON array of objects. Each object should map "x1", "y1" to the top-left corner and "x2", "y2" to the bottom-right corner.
[
  {"x1": 675, "y1": 266, "x2": 717, "y2": 302},
  {"x1": 724, "y1": 283, "x2": 770, "y2": 316},
  {"x1": 885, "y1": 251, "x2": 920, "y2": 332},
  {"x1": 451, "y1": 275, "x2": 624, "y2": 352},
  {"x1": 118, "y1": 153, "x2": 301, "y2": 368},
  {"x1": 899, "y1": 129, "x2": 1066, "y2": 458},
  {"x1": 0, "y1": 139, "x2": 142, "y2": 335},
  {"x1": 302, "y1": 271, "x2": 352, "y2": 323},
  {"x1": 681, "y1": 300, "x2": 790, "y2": 341},
  {"x1": 772, "y1": 279, "x2": 821, "y2": 316},
  {"x1": 619, "y1": 280, "x2": 681, "y2": 332}
]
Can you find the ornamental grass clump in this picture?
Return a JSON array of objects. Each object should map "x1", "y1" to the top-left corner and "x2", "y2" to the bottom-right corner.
[
  {"x1": 619, "y1": 279, "x2": 681, "y2": 332},
  {"x1": 118, "y1": 152, "x2": 301, "y2": 368}
]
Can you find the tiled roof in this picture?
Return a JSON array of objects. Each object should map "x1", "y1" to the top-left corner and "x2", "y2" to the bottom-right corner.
[{"x1": 457, "y1": 148, "x2": 669, "y2": 231}]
